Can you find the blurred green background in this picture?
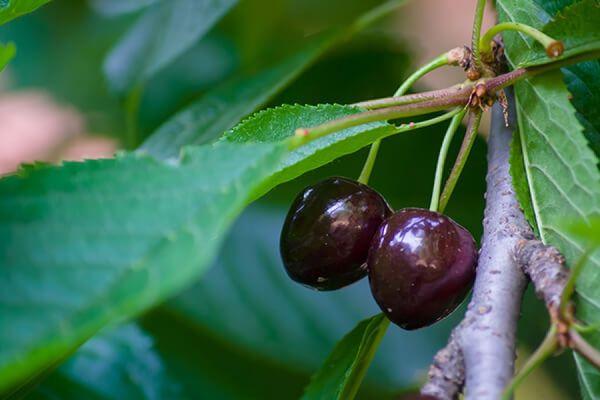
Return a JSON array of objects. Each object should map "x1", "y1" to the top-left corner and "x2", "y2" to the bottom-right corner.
[{"x1": 0, "y1": 0, "x2": 578, "y2": 398}]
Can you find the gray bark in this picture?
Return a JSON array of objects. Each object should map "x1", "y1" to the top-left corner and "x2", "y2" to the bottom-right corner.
[{"x1": 422, "y1": 92, "x2": 533, "y2": 399}]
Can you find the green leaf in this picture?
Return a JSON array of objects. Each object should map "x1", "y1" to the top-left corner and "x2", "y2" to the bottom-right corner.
[
  {"x1": 89, "y1": 0, "x2": 160, "y2": 17},
  {"x1": 575, "y1": 350, "x2": 600, "y2": 400},
  {"x1": 504, "y1": 0, "x2": 600, "y2": 68},
  {"x1": 140, "y1": 309, "x2": 310, "y2": 400},
  {"x1": 564, "y1": 217, "x2": 600, "y2": 246},
  {"x1": 140, "y1": 30, "x2": 340, "y2": 159},
  {"x1": 221, "y1": 104, "x2": 397, "y2": 189},
  {"x1": 0, "y1": 142, "x2": 285, "y2": 393},
  {"x1": 563, "y1": 61, "x2": 600, "y2": 156},
  {"x1": 0, "y1": 41, "x2": 16, "y2": 71},
  {"x1": 301, "y1": 315, "x2": 389, "y2": 400},
  {"x1": 0, "y1": 0, "x2": 49, "y2": 25},
  {"x1": 509, "y1": 129, "x2": 538, "y2": 234},
  {"x1": 499, "y1": 0, "x2": 600, "y2": 397},
  {"x1": 515, "y1": 69, "x2": 600, "y2": 400},
  {"x1": 140, "y1": 0, "x2": 411, "y2": 159},
  {"x1": 104, "y1": 0, "x2": 237, "y2": 93},
  {"x1": 31, "y1": 314, "x2": 310, "y2": 400},
  {"x1": 30, "y1": 324, "x2": 183, "y2": 400}
]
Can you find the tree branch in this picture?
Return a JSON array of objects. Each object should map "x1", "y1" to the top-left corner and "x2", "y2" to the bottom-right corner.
[
  {"x1": 514, "y1": 239, "x2": 568, "y2": 311},
  {"x1": 422, "y1": 91, "x2": 532, "y2": 400}
]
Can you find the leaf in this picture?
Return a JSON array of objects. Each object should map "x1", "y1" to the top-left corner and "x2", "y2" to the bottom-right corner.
[
  {"x1": 509, "y1": 129, "x2": 538, "y2": 234},
  {"x1": 505, "y1": 0, "x2": 600, "y2": 68},
  {"x1": 515, "y1": 69, "x2": 600, "y2": 400},
  {"x1": 30, "y1": 324, "x2": 183, "y2": 400},
  {"x1": 564, "y1": 217, "x2": 600, "y2": 246},
  {"x1": 0, "y1": 41, "x2": 16, "y2": 71},
  {"x1": 140, "y1": 0, "x2": 411, "y2": 160},
  {"x1": 31, "y1": 314, "x2": 311, "y2": 400},
  {"x1": 575, "y1": 349, "x2": 600, "y2": 400},
  {"x1": 301, "y1": 314, "x2": 389, "y2": 400},
  {"x1": 140, "y1": 309, "x2": 310, "y2": 400},
  {"x1": 221, "y1": 104, "x2": 397, "y2": 189},
  {"x1": 563, "y1": 61, "x2": 600, "y2": 156},
  {"x1": 0, "y1": 141, "x2": 285, "y2": 393},
  {"x1": 103, "y1": 0, "x2": 237, "y2": 93},
  {"x1": 89, "y1": 0, "x2": 160, "y2": 17},
  {"x1": 498, "y1": 0, "x2": 600, "y2": 397},
  {"x1": 0, "y1": 0, "x2": 49, "y2": 25},
  {"x1": 140, "y1": 30, "x2": 340, "y2": 159}
]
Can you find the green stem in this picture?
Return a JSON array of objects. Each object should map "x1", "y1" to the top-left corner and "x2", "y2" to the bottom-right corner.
[
  {"x1": 560, "y1": 248, "x2": 592, "y2": 316},
  {"x1": 429, "y1": 108, "x2": 467, "y2": 212},
  {"x1": 502, "y1": 325, "x2": 558, "y2": 400},
  {"x1": 438, "y1": 109, "x2": 482, "y2": 213},
  {"x1": 289, "y1": 108, "x2": 462, "y2": 151},
  {"x1": 393, "y1": 53, "x2": 452, "y2": 97},
  {"x1": 574, "y1": 321, "x2": 600, "y2": 334},
  {"x1": 471, "y1": 0, "x2": 487, "y2": 73},
  {"x1": 480, "y1": 22, "x2": 563, "y2": 58},
  {"x1": 124, "y1": 84, "x2": 143, "y2": 149},
  {"x1": 358, "y1": 140, "x2": 381, "y2": 184},
  {"x1": 359, "y1": 52, "x2": 454, "y2": 184},
  {"x1": 570, "y1": 328, "x2": 600, "y2": 370}
]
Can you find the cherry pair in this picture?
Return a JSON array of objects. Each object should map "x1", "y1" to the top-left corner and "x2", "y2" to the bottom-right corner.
[{"x1": 280, "y1": 177, "x2": 477, "y2": 329}]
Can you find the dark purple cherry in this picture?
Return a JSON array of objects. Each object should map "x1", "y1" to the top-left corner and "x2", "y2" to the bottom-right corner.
[
  {"x1": 280, "y1": 177, "x2": 392, "y2": 290},
  {"x1": 368, "y1": 208, "x2": 477, "y2": 329}
]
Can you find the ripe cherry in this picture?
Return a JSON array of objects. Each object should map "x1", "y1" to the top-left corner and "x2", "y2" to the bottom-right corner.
[
  {"x1": 280, "y1": 177, "x2": 392, "y2": 290},
  {"x1": 368, "y1": 208, "x2": 477, "y2": 329}
]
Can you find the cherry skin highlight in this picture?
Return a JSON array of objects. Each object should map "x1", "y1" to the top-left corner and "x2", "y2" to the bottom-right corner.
[
  {"x1": 280, "y1": 177, "x2": 392, "y2": 290},
  {"x1": 368, "y1": 208, "x2": 477, "y2": 329}
]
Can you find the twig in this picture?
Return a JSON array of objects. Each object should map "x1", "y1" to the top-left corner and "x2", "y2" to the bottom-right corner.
[
  {"x1": 514, "y1": 239, "x2": 569, "y2": 311},
  {"x1": 421, "y1": 328, "x2": 465, "y2": 399},
  {"x1": 421, "y1": 91, "x2": 531, "y2": 399}
]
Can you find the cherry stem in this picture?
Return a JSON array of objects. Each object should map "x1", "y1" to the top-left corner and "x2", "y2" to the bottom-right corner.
[
  {"x1": 438, "y1": 109, "x2": 482, "y2": 213},
  {"x1": 359, "y1": 51, "x2": 457, "y2": 184},
  {"x1": 570, "y1": 328, "x2": 600, "y2": 370},
  {"x1": 429, "y1": 108, "x2": 468, "y2": 212},
  {"x1": 479, "y1": 22, "x2": 563, "y2": 58},
  {"x1": 357, "y1": 140, "x2": 380, "y2": 184},
  {"x1": 470, "y1": 0, "x2": 487, "y2": 74},
  {"x1": 559, "y1": 247, "x2": 592, "y2": 317},
  {"x1": 501, "y1": 325, "x2": 558, "y2": 400},
  {"x1": 393, "y1": 53, "x2": 453, "y2": 96}
]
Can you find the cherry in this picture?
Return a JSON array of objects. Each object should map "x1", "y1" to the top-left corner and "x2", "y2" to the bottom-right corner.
[
  {"x1": 368, "y1": 208, "x2": 477, "y2": 329},
  {"x1": 280, "y1": 177, "x2": 392, "y2": 290}
]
